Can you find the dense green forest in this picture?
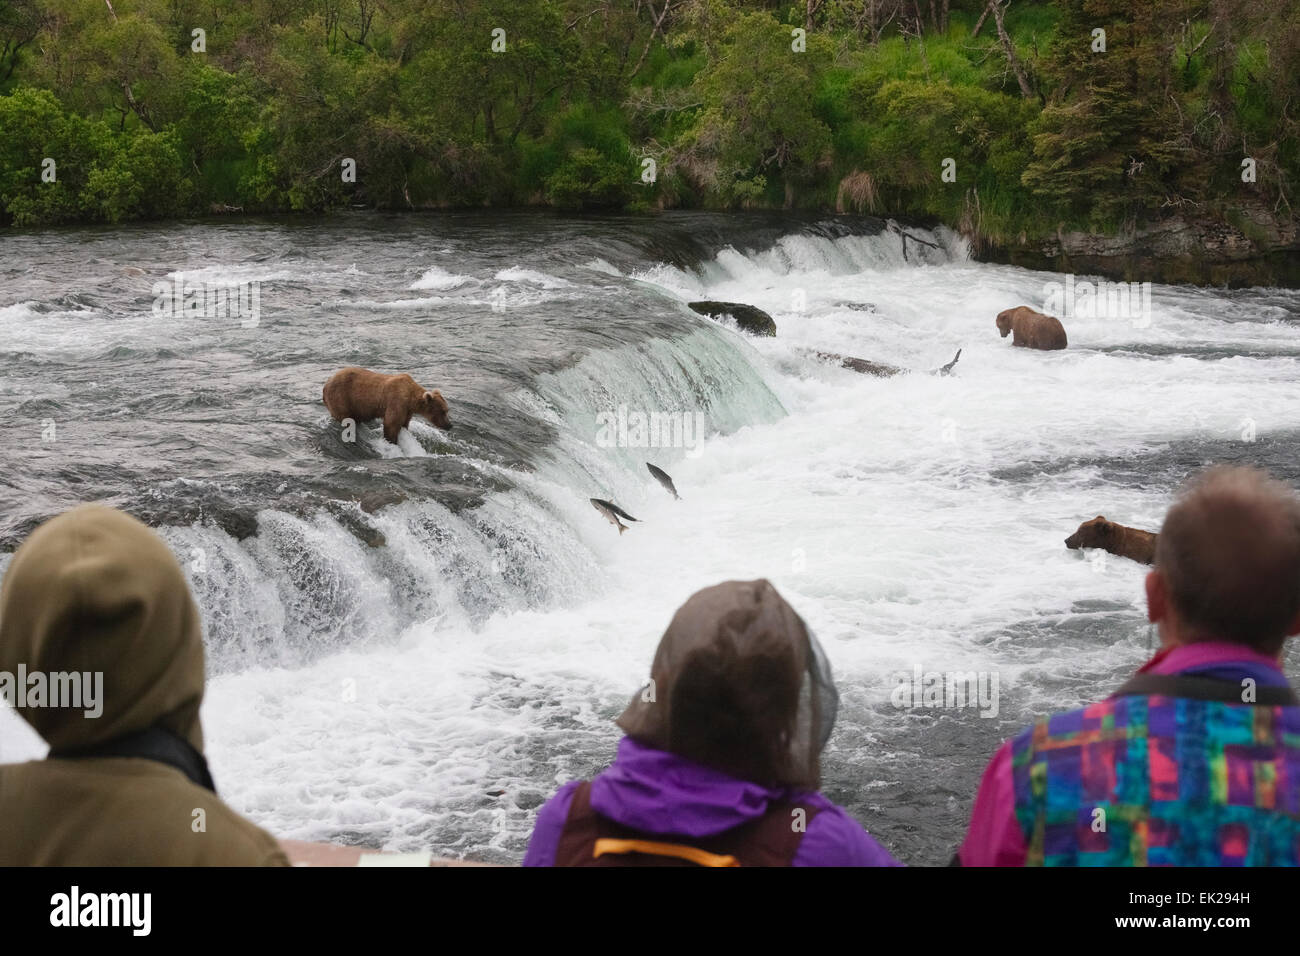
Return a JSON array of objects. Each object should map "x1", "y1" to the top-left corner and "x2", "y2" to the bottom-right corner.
[{"x1": 0, "y1": 0, "x2": 1295, "y2": 246}]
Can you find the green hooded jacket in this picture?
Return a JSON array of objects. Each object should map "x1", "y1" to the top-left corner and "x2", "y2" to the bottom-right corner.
[{"x1": 0, "y1": 505, "x2": 288, "y2": 865}]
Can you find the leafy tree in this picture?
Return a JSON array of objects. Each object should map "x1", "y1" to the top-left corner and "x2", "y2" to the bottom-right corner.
[
  {"x1": 0, "y1": 86, "x2": 107, "y2": 224},
  {"x1": 28, "y1": 0, "x2": 184, "y2": 131},
  {"x1": 82, "y1": 126, "x2": 191, "y2": 221},
  {"x1": 0, "y1": 0, "x2": 43, "y2": 88},
  {"x1": 522, "y1": 104, "x2": 641, "y2": 208},
  {"x1": 1022, "y1": 0, "x2": 1191, "y2": 228},
  {"x1": 675, "y1": 9, "x2": 833, "y2": 205},
  {"x1": 0, "y1": 0, "x2": 1292, "y2": 232},
  {"x1": 0, "y1": 84, "x2": 186, "y2": 224}
]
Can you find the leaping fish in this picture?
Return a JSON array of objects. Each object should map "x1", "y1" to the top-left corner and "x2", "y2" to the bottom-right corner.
[
  {"x1": 646, "y1": 463, "x2": 680, "y2": 500},
  {"x1": 936, "y1": 348, "x2": 962, "y2": 376},
  {"x1": 590, "y1": 498, "x2": 639, "y2": 534}
]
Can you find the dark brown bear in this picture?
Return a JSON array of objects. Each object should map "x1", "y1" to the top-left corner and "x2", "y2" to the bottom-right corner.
[
  {"x1": 995, "y1": 306, "x2": 1068, "y2": 350},
  {"x1": 1065, "y1": 516, "x2": 1158, "y2": 565},
  {"x1": 323, "y1": 367, "x2": 452, "y2": 444}
]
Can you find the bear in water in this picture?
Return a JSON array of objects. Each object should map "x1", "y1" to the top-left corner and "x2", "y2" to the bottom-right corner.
[
  {"x1": 995, "y1": 306, "x2": 1068, "y2": 350},
  {"x1": 323, "y1": 367, "x2": 452, "y2": 445},
  {"x1": 1065, "y1": 516, "x2": 1157, "y2": 565}
]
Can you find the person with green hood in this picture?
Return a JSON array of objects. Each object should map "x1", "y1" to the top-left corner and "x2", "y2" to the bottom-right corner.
[
  {"x1": 524, "y1": 578, "x2": 899, "y2": 866},
  {"x1": 0, "y1": 505, "x2": 288, "y2": 866}
]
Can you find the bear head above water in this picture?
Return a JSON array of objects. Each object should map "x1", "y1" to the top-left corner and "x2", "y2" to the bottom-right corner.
[{"x1": 419, "y1": 390, "x2": 452, "y2": 430}]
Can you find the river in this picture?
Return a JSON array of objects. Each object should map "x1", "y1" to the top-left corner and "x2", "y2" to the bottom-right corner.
[{"x1": 2, "y1": 211, "x2": 1298, "y2": 864}]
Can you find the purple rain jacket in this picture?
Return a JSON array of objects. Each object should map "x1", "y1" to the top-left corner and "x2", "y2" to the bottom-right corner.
[{"x1": 524, "y1": 735, "x2": 901, "y2": 867}]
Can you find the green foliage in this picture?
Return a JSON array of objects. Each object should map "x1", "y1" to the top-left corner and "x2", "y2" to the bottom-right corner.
[
  {"x1": 0, "y1": 86, "x2": 96, "y2": 224},
  {"x1": 844, "y1": 75, "x2": 1039, "y2": 236},
  {"x1": 83, "y1": 127, "x2": 192, "y2": 221},
  {"x1": 1021, "y1": 1, "x2": 1189, "y2": 228},
  {"x1": 26, "y1": 0, "x2": 184, "y2": 131},
  {"x1": 0, "y1": 0, "x2": 1293, "y2": 236},
  {"x1": 520, "y1": 105, "x2": 641, "y2": 209},
  {"x1": 675, "y1": 10, "x2": 832, "y2": 205},
  {"x1": 543, "y1": 147, "x2": 632, "y2": 208},
  {"x1": 0, "y1": 86, "x2": 188, "y2": 224}
]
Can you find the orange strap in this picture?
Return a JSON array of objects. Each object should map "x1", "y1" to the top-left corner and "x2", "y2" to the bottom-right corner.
[{"x1": 592, "y1": 838, "x2": 740, "y2": 868}]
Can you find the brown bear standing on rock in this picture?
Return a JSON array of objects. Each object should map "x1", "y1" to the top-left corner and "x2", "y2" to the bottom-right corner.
[
  {"x1": 1065, "y1": 516, "x2": 1158, "y2": 565},
  {"x1": 996, "y1": 306, "x2": 1068, "y2": 350},
  {"x1": 323, "y1": 367, "x2": 452, "y2": 445}
]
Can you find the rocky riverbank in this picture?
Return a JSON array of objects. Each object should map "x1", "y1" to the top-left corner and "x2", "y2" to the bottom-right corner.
[{"x1": 984, "y1": 205, "x2": 1300, "y2": 287}]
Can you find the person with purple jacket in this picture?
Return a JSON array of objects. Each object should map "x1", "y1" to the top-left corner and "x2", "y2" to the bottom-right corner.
[{"x1": 524, "y1": 578, "x2": 899, "y2": 867}]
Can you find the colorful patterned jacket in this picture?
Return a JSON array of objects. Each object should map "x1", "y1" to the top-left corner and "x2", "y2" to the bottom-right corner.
[{"x1": 959, "y1": 642, "x2": 1300, "y2": 866}]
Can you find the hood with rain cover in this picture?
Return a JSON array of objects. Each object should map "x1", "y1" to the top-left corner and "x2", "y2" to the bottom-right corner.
[{"x1": 617, "y1": 579, "x2": 838, "y2": 790}]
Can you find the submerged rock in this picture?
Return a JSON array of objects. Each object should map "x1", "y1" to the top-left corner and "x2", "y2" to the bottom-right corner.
[
  {"x1": 815, "y1": 348, "x2": 961, "y2": 377},
  {"x1": 819, "y1": 352, "x2": 904, "y2": 377},
  {"x1": 688, "y1": 300, "x2": 777, "y2": 337}
]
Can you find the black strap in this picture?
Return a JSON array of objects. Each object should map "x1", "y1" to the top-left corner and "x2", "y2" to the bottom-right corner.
[
  {"x1": 1112, "y1": 672, "x2": 1299, "y2": 707},
  {"x1": 51, "y1": 726, "x2": 216, "y2": 792}
]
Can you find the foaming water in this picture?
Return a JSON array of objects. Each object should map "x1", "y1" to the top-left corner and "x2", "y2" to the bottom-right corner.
[{"x1": 2, "y1": 213, "x2": 1298, "y2": 863}]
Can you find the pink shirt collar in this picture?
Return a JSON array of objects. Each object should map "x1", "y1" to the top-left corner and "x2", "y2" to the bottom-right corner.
[{"x1": 1139, "y1": 640, "x2": 1284, "y2": 676}]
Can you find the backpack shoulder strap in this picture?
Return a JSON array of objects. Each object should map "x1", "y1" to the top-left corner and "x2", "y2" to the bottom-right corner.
[
  {"x1": 592, "y1": 838, "x2": 740, "y2": 867},
  {"x1": 554, "y1": 780, "x2": 820, "y2": 866}
]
